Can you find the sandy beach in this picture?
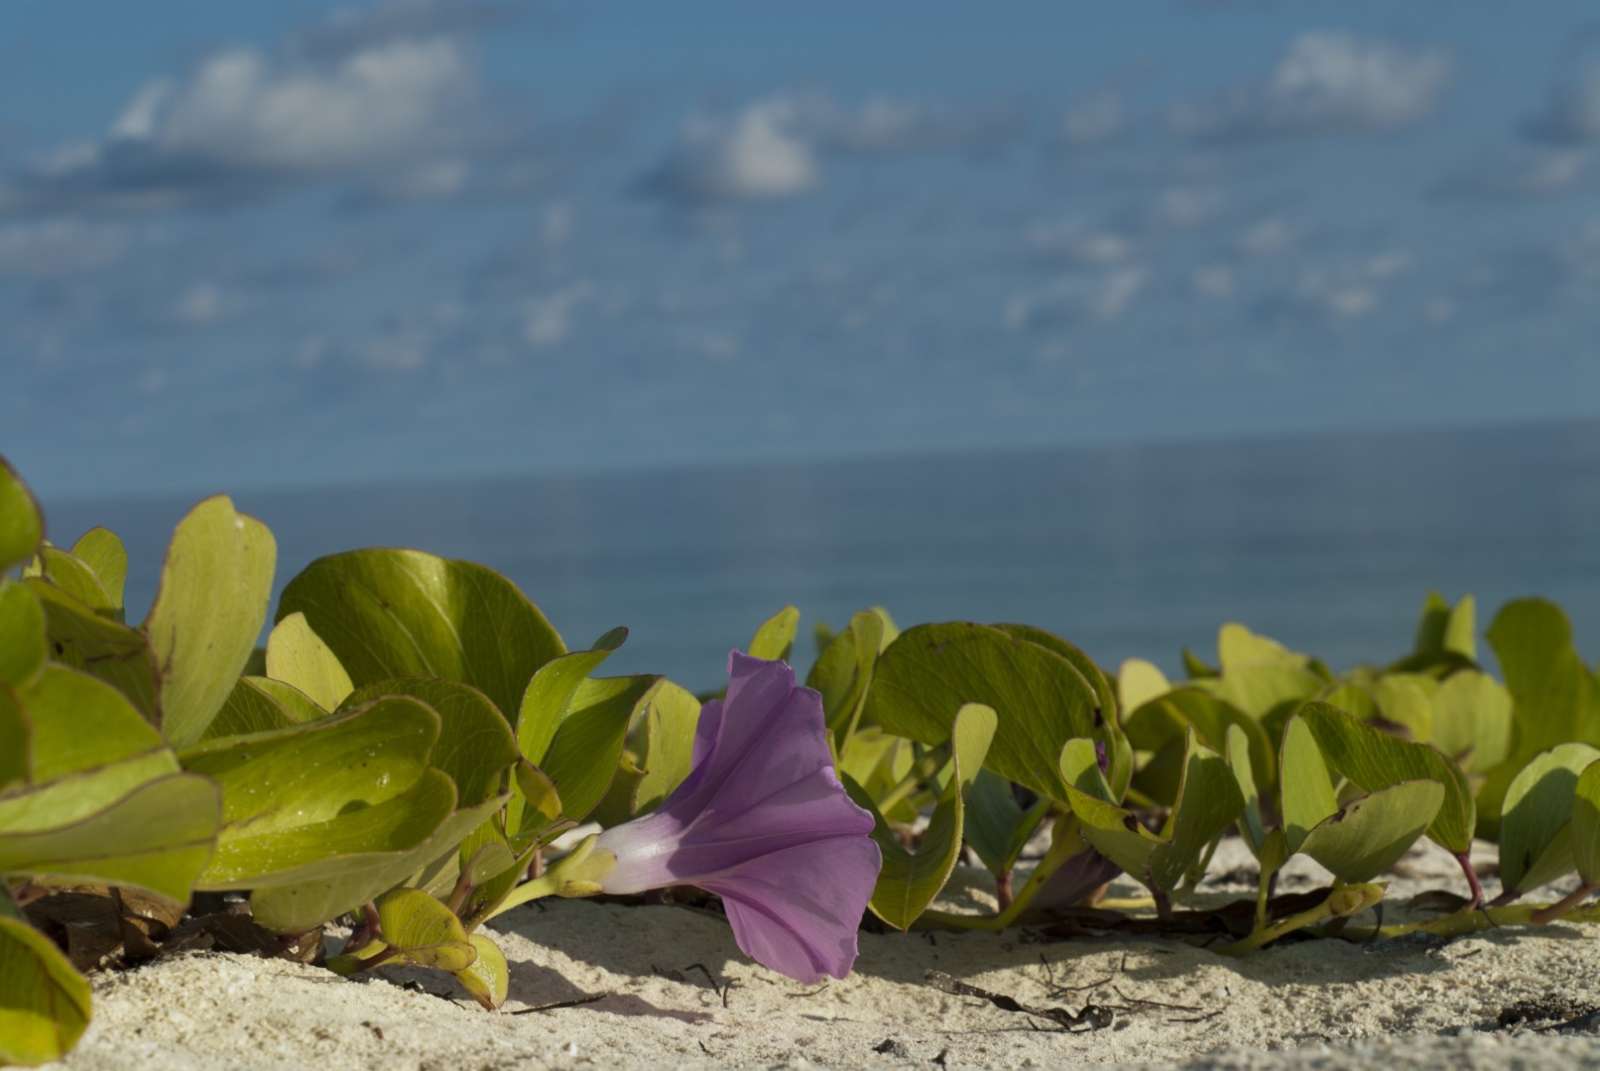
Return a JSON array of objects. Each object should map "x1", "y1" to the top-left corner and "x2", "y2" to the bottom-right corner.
[{"x1": 43, "y1": 837, "x2": 1600, "y2": 1070}]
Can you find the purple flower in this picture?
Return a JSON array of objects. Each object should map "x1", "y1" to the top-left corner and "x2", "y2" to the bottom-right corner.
[{"x1": 593, "y1": 650, "x2": 881, "y2": 983}]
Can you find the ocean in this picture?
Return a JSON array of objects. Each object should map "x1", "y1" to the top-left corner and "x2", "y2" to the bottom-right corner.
[{"x1": 40, "y1": 419, "x2": 1600, "y2": 692}]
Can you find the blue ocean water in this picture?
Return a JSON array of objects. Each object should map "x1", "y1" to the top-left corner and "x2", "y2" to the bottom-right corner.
[{"x1": 42, "y1": 419, "x2": 1600, "y2": 692}]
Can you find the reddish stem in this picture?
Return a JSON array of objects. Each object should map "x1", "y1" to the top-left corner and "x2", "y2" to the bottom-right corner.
[
  {"x1": 1454, "y1": 852, "x2": 1485, "y2": 908},
  {"x1": 994, "y1": 871, "x2": 1014, "y2": 912},
  {"x1": 1531, "y1": 883, "x2": 1598, "y2": 925}
]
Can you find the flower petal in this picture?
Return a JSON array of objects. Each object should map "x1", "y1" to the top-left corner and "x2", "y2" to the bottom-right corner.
[
  {"x1": 654, "y1": 765, "x2": 874, "y2": 880},
  {"x1": 675, "y1": 652, "x2": 837, "y2": 818},
  {"x1": 701, "y1": 834, "x2": 881, "y2": 983}
]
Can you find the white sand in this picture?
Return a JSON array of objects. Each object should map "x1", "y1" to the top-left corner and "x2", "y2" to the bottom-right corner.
[{"x1": 50, "y1": 840, "x2": 1600, "y2": 1070}]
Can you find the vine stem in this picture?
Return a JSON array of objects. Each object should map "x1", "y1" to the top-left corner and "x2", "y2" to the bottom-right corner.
[
  {"x1": 873, "y1": 750, "x2": 950, "y2": 817},
  {"x1": 1453, "y1": 851, "x2": 1485, "y2": 907},
  {"x1": 1529, "y1": 884, "x2": 1597, "y2": 925},
  {"x1": 1359, "y1": 896, "x2": 1600, "y2": 940},
  {"x1": 1218, "y1": 883, "x2": 1383, "y2": 956},
  {"x1": 917, "y1": 820, "x2": 1086, "y2": 932}
]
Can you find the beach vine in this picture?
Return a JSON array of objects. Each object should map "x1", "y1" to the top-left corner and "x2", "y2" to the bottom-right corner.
[{"x1": 2, "y1": 454, "x2": 1598, "y2": 1066}]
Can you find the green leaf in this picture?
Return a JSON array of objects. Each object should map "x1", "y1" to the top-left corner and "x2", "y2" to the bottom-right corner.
[
  {"x1": 265, "y1": 612, "x2": 354, "y2": 713},
  {"x1": 1487, "y1": 598, "x2": 1600, "y2": 755},
  {"x1": 28, "y1": 581, "x2": 160, "y2": 723},
  {"x1": 0, "y1": 664, "x2": 174, "y2": 837},
  {"x1": 203, "y1": 677, "x2": 326, "y2": 740},
  {"x1": 1299, "y1": 781, "x2": 1444, "y2": 883},
  {"x1": 21, "y1": 664, "x2": 164, "y2": 786},
  {"x1": 248, "y1": 790, "x2": 502, "y2": 935},
  {"x1": 0, "y1": 773, "x2": 220, "y2": 903},
  {"x1": 512, "y1": 761, "x2": 562, "y2": 829},
  {"x1": 1126, "y1": 688, "x2": 1273, "y2": 800},
  {"x1": 70, "y1": 528, "x2": 127, "y2": 611},
  {"x1": 807, "y1": 609, "x2": 889, "y2": 745},
  {"x1": 748, "y1": 605, "x2": 800, "y2": 662},
  {"x1": 0, "y1": 458, "x2": 43, "y2": 575},
  {"x1": 1278, "y1": 715, "x2": 1339, "y2": 855},
  {"x1": 341, "y1": 679, "x2": 518, "y2": 808},
  {"x1": 374, "y1": 888, "x2": 476, "y2": 971},
  {"x1": 1226, "y1": 724, "x2": 1265, "y2": 854},
  {"x1": 143, "y1": 496, "x2": 277, "y2": 746},
  {"x1": 1499, "y1": 743, "x2": 1600, "y2": 894},
  {"x1": 1298, "y1": 702, "x2": 1474, "y2": 854},
  {"x1": 866, "y1": 622, "x2": 1108, "y2": 804},
  {"x1": 1061, "y1": 730, "x2": 1242, "y2": 894},
  {"x1": 1572, "y1": 759, "x2": 1600, "y2": 886},
  {"x1": 0, "y1": 691, "x2": 27, "y2": 793},
  {"x1": 1117, "y1": 658, "x2": 1170, "y2": 716},
  {"x1": 278, "y1": 548, "x2": 565, "y2": 727},
  {"x1": 1181, "y1": 647, "x2": 1217, "y2": 679},
  {"x1": 1206, "y1": 624, "x2": 1324, "y2": 719},
  {"x1": 1315, "y1": 679, "x2": 1378, "y2": 722},
  {"x1": 1218, "y1": 623, "x2": 1307, "y2": 673},
  {"x1": 1370, "y1": 674, "x2": 1434, "y2": 740},
  {"x1": 540, "y1": 675, "x2": 661, "y2": 823},
  {"x1": 851, "y1": 703, "x2": 996, "y2": 929},
  {"x1": 0, "y1": 915, "x2": 91, "y2": 1066},
  {"x1": 514, "y1": 627, "x2": 626, "y2": 767},
  {"x1": 964, "y1": 770, "x2": 1046, "y2": 879},
  {"x1": 182, "y1": 696, "x2": 449, "y2": 888},
  {"x1": 631, "y1": 679, "x2": 702, "y2": 814},
  {"x1": 1413, "y1": 592, "x2": 1476, "y2": 663},
  {"x1": 456, "y1": 933, "x2": 509, "y2": 1010},
  {"x1": 32, "y1": 547, "x2": 114, "y2": 613},
  {"x1": 1430, "y1": 671, "x2": 1512, "y2": 772},
  {"x1": 0, "y1": 581, "x2": 45, "y2": 690},
  {"x1": 836, "y1": 728, "x2": 914, "y2": 820}
]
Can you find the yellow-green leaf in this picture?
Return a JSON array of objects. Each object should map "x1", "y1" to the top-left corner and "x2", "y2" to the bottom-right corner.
[
  {"x1": 1573, "y1": 760, "x2": 1600, "y2": 886},
  {"x1": 1298, "y1": 780, "x2": 1443, "y2": 883},
  {"x1": 456, "y1": 933, "x2": 509, "y2": 1010},
  {"x1": 375, "y1": 888, "x2": 476, "y2": 972},
  {"x1": 70, "y1": 527, "x2": 127, "y2": 610},
  {"x1": 748, "y1": 605, "x2": 799, "y2": 662},
  {"x1": 278, "y1": 548, "x2": 564, "y2": 729},
  {"x1": 1499, "y1": 743, "x2": 1600, "y2": 894},
  {"x1": 0, "y1": 458, "x2": 43, "y2": 575},
  {"x1": 0, "y1": 915, "x2": 91, "y2": 1066},
  {"x1": 143, "y1": 496, "x2": 277, "y2": 746},
  {"x1": 265, "y1": 612, "x2": 353, "y2": 713},
  {"x1": 0, "y1": 773, "x2": 220, "y2": 904},
  {"x1": 852, "y1": 703, "x2": 996, "y2": 929}
]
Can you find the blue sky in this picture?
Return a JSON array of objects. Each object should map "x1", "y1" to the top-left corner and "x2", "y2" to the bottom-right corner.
[{"x1": 4, "y1": 1, "x2": 1599, "y2": 499}]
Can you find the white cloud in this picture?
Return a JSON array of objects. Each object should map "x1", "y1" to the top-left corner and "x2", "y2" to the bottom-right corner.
[
  {"x1": 1171, "y1": 31, "x2": 1450, "y2": 141},
  {"x1": 358, "y1": 327, "x2": 431, "y2": 371},
  {"x1": 1276, "y1": 251, "x2": 1411, "y2": 321},
  {"x1": 1062, "y1": 92, "x2": 1123, "y2": 146},
  {"x1": 1004, "y1": 267, "x2": 1148, "y2": 330},
  {"x1": 649, "y1": 99, "x2": 818, "y2": 203},
  {"x1": 1026, "y1": 221, "x2": 1134, "y2": 265},
  {"x1": 521, "y1": 282, "x2": 594, "y2": 348},
  {"x1": 173, "y1": 283, "x2": 230, "y2": 325},
  {"x1": 9, "y1": 4, "x2": 496, "y2": 213},
  {"x1": 366, "y1": 158, "x2": 471, "y2": 201},
  {"x1": 643, "y1": 92, "x2": 1017, "y2": 204},
  {"x1": 130, "y1": 39, "x2": 475, "y2": 175},
  {"x1": 1155, "y1": 186, "x2": 1225, "y2": 229},
  {"x1": 1432, "y1": 149, "x2": 1587, "y2": 201},
  {"x1": 0, "y1": 218, "x2": 128, "y2": 276},
  {"x1": 1237, "y1": 217, "x2": 1296, "y2": 256}
]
